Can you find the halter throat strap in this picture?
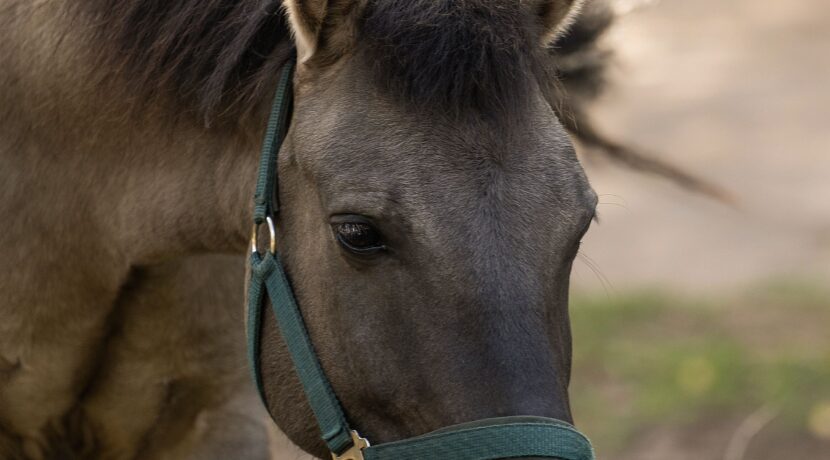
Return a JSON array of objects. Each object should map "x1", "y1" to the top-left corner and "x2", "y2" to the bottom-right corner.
[{"x1": 246, "y1": 60, "x2": 595, "y2": 460}]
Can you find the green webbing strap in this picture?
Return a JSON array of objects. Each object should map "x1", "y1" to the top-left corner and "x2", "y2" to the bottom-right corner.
[
  {"x1": 253, "y1": 60, "x2": 294, "y2": 225},
  {"x1": 248, "y1": 56, "x2": 352, "y2": 454},
  {"x1": 247, "y1": 57, "x2": 295, "y2": 414},
  {"x1": 251, "y1": 252, "x2": 354, "y2": 454},
  {"x1": 362, "y1": 417, "x2": 594, "y2": 460},
  {"x1": 246, "y1": 254, "x2": 267, "y2": 406}
]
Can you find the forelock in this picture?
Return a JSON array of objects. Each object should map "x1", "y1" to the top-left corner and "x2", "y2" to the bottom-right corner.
[{"x1": 359, "y1": 0, "x2": 552, "y2": 118}]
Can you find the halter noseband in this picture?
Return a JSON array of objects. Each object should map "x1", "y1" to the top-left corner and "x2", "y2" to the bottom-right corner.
[{"x1": 246, "y1": 60, "x2": 595, "y2": 460}]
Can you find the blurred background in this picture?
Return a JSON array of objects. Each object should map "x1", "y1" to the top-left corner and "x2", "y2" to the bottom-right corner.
[{"x1": 568, "y1": 0, "x2": 830, "y2": 458}]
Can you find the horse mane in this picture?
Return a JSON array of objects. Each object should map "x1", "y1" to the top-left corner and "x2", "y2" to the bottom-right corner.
[
  {"x1": 359, "y1": 0, "x2": 551, "y2": 118},
  {"x1": 84, "y1": 0, "x2": 294, "y2": 123},
  {"x1": 80, "y1": 0, "x2": 614, "y2": 126},
  {"x1": 78, "y1": 0, "x2": 723, "y2": 198}
]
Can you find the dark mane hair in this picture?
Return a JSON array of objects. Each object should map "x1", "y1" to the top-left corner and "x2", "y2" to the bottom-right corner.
[
  {"x1": 78, "y1": 0, "x2": 721, "y2": 197},
  {"x1": 84, "y1": 0, "x2": 294, "y2": 123},
  {"x1": 359, "y1": 0, "x2": 550, "y2": 118},
  {"x1": 81, "y1": 0, "x2": 613, "y2": 126}
]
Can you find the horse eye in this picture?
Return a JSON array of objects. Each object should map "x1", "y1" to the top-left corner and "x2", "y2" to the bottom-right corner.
[{"x1": 333, "y1": 222, "x2": 385, "y2": 254}]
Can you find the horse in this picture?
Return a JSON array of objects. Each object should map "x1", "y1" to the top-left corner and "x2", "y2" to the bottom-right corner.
[{"x1": 0, "y1": 0, "x2": 621, "y2": 458}]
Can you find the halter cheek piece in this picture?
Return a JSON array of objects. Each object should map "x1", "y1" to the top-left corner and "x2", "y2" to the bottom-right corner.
[{"x1": 246, "y1": 59, "x2": 595, "y2": 460}]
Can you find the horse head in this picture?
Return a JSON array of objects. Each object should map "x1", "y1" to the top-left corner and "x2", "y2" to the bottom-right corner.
[{"x1": 254, "y1": 1, "x2": 598, "y2": 457}]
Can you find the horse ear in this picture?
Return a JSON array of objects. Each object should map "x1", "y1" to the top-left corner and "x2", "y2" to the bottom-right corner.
[
  {"x1": 284, "y1": 0, "x2": 326, "y2": 61},
  {"x1": 536, "y1": 0, "x2": 586, "y2": 44},
  {"x1": 284, "y1": 0, "x2": 365, "y2": 62}
]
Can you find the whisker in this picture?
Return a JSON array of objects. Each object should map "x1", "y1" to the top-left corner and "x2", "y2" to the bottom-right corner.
[
  {"x1": 577, "y1": 251, "x2": 614, "y2": 298},
  {"x1": 597, "y1": 193, "x2": 630, "y2": 211}
]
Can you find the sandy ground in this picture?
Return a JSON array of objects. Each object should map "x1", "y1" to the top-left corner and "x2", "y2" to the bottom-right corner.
[{"x1": 573, "y1": 0, "x2": 830, "y2": 293}]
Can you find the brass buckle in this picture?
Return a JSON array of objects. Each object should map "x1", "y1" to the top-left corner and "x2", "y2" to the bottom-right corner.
[
  {"x1": 250, "y1": 216, "x2": 276, "y2": 255},
  {"x1": 331, "y1": 431, "x2": 370, "y2": 460}
]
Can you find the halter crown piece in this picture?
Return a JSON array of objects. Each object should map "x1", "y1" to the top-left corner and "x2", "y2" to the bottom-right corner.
[{"x1": 246, "y1": 59, "x2": 596, "y2": 460}]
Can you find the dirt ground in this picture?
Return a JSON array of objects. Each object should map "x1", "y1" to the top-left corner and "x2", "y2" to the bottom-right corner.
[{"x1": 573, "y1": 0, "x2": 830, "y2": 293}]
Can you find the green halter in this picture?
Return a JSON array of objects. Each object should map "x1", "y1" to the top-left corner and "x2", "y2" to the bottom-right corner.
[{"x1": 247, "y1": 59, "x2": 596, "y2": 460}]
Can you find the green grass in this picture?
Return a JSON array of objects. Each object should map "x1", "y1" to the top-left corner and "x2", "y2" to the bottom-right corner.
[{"x1": 567, "y1": 284, "x2": 830, "y2": 454}]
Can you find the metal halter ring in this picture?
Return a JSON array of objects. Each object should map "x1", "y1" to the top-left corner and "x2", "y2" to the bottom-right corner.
[{"x1": 251, "y1": 216, "x2": 277, "y2": 255}]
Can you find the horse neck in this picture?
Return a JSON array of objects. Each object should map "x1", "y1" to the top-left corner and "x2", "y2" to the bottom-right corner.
[
  {"x1": 99, "y1": 117, "x2": 262, "y2": 263},
  {"x1": 61, "y1": 112, "x2": 261, "y2": 264},
  {"x1": 0, "y1": 4, "x2": 261, "y2": 266}
]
